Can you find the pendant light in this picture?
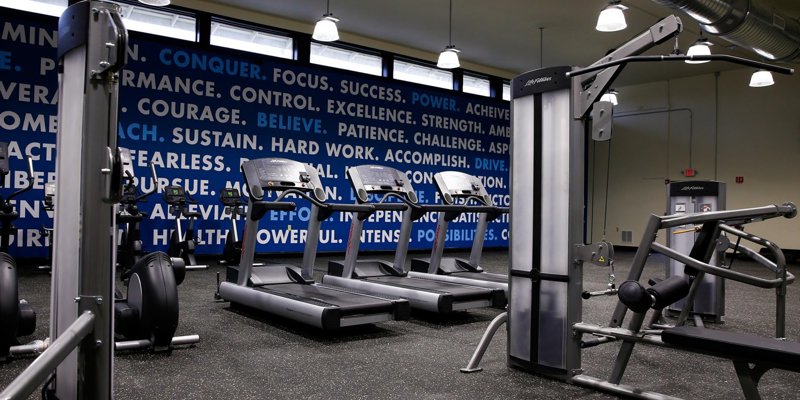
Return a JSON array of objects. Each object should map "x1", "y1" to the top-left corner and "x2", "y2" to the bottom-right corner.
[
  {"x1": 437, "y1": 0, "x2": 460, "y2": 69},
  {"x1": 749, "y1": 69, "x2": 775, "y2": 87},
  {"x1": 600, "y1": 89, "x2": 619, "y2": 106},
  {"x1": 312, "y1": 0, "x2": 340, "y2": 42},
  {"x1": 596, "y1": 0, "x2": 628, "y2": 32},
  {"x1": 138, "y1": 0, "x2": 170, "y2": 5},
  {"x1": 685, "y1": 31, "x2": 712, "y2": 64}
]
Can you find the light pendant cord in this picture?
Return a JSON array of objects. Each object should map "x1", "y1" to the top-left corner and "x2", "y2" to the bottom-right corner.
[
  {"x1": 539, "y1": 27, "x2": 544, "y2": 68},
  {"x1": 448, "y1": 0, "x2": 453, "y2": 46},
  {"x1": 326, "y1": 0, "x2": 330, "y2": 14}
]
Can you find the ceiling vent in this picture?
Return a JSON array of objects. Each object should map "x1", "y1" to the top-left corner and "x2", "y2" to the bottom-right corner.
[{"x1": 652, "y1": 0, "x2": 800, "y2": 62}]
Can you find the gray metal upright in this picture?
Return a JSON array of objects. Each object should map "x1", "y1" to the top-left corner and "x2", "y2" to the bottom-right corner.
[
  {"x1": 665, "y1": 180, "x2": 726, "y2": 321},
  {"x1": 49, "y1": 1, "x2": 127, "y2": 398},
  {"x1": 507, "y1": 16, "x2": 683, "y2": 380}
]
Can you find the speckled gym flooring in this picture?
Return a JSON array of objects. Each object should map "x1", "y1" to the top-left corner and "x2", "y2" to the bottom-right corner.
[{"x1": 2, "y1": 249, "x2": 799, "y2": 399}]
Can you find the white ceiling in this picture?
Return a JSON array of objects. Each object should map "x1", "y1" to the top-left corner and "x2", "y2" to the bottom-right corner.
[{"x1": 195, "y1": 0, "x2": 800, "y2": 85}]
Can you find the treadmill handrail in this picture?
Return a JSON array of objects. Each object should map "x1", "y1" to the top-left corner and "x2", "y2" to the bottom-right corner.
[
  {"x1": 250, "y1": 201, "x2": 296, "y2": 221},
  {"x1": 372, "y1": 203, "x2": 408, "y2": 211},
  {"x1": 325, "y1": 203, "x2": 375, "y2": 213},
  {"x1": 420, "y1": 204, "x2": 467, "y2": 213}
]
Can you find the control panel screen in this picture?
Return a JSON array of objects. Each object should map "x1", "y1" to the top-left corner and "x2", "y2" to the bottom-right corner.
[
  {"x1": 164, "y1": 185, "x2": 186, "y2": 204},
  {"x1": 440, "y1": 174, "x2": 479, "y2": 195},
  {"x1": 358, "y1": 168, "x2": 400, "y2": 187}
]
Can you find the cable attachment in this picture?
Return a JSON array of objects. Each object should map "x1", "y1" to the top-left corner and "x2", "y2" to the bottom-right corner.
[{"x1": 575, "y1": 240, "x2": 615, "y2": 267}]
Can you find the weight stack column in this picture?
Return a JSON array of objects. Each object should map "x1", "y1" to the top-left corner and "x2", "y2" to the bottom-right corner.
[{"x1": 508, "y1": 66, "x2": 586, "y2": 380}]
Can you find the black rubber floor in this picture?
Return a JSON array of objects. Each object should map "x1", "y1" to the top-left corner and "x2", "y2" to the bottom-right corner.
[{"x1": 2, "y1": 249, "x2": 799, "y2": 399}]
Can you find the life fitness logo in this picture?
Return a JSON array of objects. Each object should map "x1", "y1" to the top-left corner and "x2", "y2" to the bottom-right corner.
[{"x1": 524, "y1": 76, "x2": 552, "y2": 87}]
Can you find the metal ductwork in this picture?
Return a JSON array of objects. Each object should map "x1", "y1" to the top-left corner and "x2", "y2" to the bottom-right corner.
[{"x1": 652, "y1": 0, "x2": 800, "y2": 62}]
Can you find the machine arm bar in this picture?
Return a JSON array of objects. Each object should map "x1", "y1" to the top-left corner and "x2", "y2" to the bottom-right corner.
[
  {"x1": 718, "y1": 223, "x2": 789, "y2": 273},
  {"x1": 659, "y1": 203, "x2": 796, "y2": 229},
  {"x1": 0, "y1": 311, "x2": 95, "y2": 400},
  {"x1": 650, "y1": 242, "x2": 794, "y2": 288},
  {"x1": 567, "y1": 54, "x2": 794, "y2": 78}
]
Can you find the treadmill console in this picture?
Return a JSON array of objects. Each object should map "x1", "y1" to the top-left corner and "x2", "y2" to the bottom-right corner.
[
  {"x1": 434, "y1": 171, "x2": 492, "y2": 206},
  {"x1": 0, "y1": 142, "x2": 8, "y2": 177},
  {"x1": 346, "y1": 165, "x2": 417, "y2": 204},
  {"x1": 241, "y1": 158, "x2": 325, "y2": 201},
  {"x1": 220, "y1": 187, "x2": 242, "y2": 206},
  {"x1": 163, "y1": 185, "x2": 186, "y2": 205}
]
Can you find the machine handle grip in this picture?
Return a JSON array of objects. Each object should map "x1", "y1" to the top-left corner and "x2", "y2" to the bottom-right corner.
[
  {"x1": 250, "y1": 201, "x2": 296, "y2": 221},
  {"x1": 326, "y1": 203, "x2": 375, "y2": 213},
  {"x1": 372, "y1": 203, "x2": 407, "y2": 211}
]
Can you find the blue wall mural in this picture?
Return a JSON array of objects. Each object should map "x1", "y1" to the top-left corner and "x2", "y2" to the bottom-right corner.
[{"x1": 0, "y1": 10, "x2": 510, "y2": 259}]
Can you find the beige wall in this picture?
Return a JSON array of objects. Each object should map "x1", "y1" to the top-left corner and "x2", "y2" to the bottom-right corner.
[{"x1": 589, "y1": 68, "x2": 800, "y2": 250}]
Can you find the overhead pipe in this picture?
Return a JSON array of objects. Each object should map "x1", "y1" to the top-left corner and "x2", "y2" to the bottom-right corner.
[{"x1": 652, "y1": 0, "x2": 800, "y2": 62}]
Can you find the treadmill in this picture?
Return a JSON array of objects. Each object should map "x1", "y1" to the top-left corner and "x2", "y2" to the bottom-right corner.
[
  {"x1": 409, "y1": 171, "x2": 510, "y2": 296},
  {"x1": 324, "y1": 165, "x2": 506, "y2": 313},
  {"x1": 217, "y1": 158, "x2": 410, "y2": 330}
]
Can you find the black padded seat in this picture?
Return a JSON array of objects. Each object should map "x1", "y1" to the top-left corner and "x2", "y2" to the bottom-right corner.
[{"x1": 661, "y1": 326, "x2": 800, "y2": 372}]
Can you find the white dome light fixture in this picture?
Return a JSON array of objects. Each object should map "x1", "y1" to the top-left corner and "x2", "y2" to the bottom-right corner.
[
  {"x1": 312, "y1": 0, "x2": 339, "y2": 42},
  {"x1": 600, "y1": 89, "x2": 619, "y2": 106},
  {"x1": 138, "y1": 0, "x2": 170, "y2": 6},
  {"x1": 437, "y1": 0, "x2": 460, "y2": 69},
  {"x1": 685, "y1": 36, "x2": 712, "y2": 64},
  {"x1": 749, "y1": 69, "x2": 775, "y2": 87},
  {"x1": 596, "y1": 0, "x2": 628, "y2": 32}
]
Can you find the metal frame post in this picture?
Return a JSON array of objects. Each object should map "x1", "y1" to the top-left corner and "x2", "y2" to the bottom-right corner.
[{"x1": 49, "y1": 1, "x2": 127, "y2": 398}]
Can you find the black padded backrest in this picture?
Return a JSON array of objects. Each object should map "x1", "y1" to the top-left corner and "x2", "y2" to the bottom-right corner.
[
  {"x1": 662, "y1": 326, "x2": 800, "y2": 371},
  {"x1": 683, "y1": 221, "x2": 720, "y2": 276}
]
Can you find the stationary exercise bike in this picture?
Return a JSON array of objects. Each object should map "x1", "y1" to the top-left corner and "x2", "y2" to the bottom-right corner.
[
  {"x1": 113, "y1": 148, "x2": 199, "y2": 352},
  {"x1": 164, "y1": 185, "x2": 207, "y2": 270},
  {"x1": 117, "y1": 159, "x2": 158, "y2": 273},
  {"x1": 0, "y1": 142, "x2": 37, "y2": 361},
  {"x1": 219, "y1": 187, "x2": 246, "y2": 265}
]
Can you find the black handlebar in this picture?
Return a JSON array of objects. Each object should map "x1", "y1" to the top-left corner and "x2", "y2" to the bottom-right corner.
[
  {"x1": 250, "y1": 200, "x2": 297, "y2": 221},
  {"x1": 5, "y1": 156, "x2": 35, "y2": 204},
  {"x1": 133, "y1": 162, "x2": 159, "y2": 202},
  {"x1": 326, "y1": 203, "x2": 375, "y2": 213}
]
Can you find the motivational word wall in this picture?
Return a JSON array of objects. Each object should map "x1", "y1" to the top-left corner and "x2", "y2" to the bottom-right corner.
[{"x1": 0, "y1": 11, "x2": 510, "y2": 258}]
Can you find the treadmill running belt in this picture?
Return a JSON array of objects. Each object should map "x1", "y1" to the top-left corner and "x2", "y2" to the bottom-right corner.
[
  {"x1": 365, "y1": 276, "x2": 492, "y2": 301},
  {"x1": 256, "y1": 284, "x2": 395, "y2": 315},
  {"x1": 450, "y1": 272, "x2": 508, "y2": 283}
]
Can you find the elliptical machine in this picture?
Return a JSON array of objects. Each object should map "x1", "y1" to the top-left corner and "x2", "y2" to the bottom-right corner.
[
  {"x1": 0, "y1": 141, "x2": 38, "y2": 361},
  {"x1": 117, "y1": 159, "x2": 158, "y2": 273},
  {"x1": 113, "y1": 148, "x2": 199, "y2": 352},
  {"x1": 164, "y1": 185, "x2": 207, "y2": 270},
  {"x1": 219, "y1": 187, "x2": 246, "y2": 265},
  {"x1": 37, "y1": 181, "x2": 55, "y2": 272}
]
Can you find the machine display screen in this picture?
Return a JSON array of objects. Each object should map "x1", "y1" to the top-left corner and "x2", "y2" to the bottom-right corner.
[
  {"x1": 252, "y1": 159, "x2": 307, "y2": 186},
  {"x1": 441, "y1": 174, "x2": 478, "y2": 194},
  {"x1": 357, "y1": 167, "x2": 400, "y2": 187}
]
